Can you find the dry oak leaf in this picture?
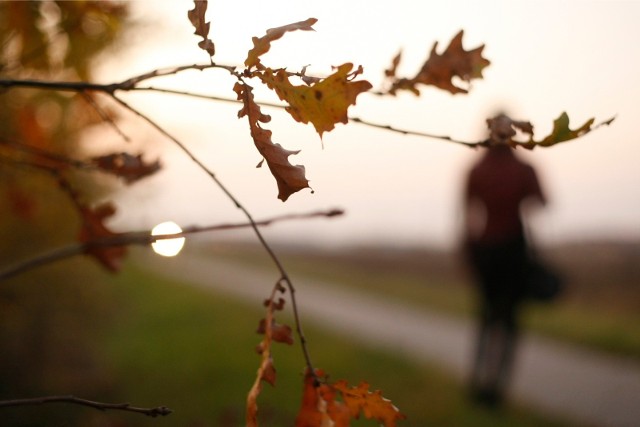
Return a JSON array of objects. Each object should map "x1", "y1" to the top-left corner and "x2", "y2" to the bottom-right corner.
[
  {"x1": 259, "y1": 63, "x2": 373, "y2": 137},
  {"x1": 247, "y1": 292, "x2": 291, "y2": 426},
  {"x1": 233, "y1": 81, "x2": 310, "y2": 201},
  {"x1": 256, "y1": 318, "x2": 294, "y2": 345},
  {"x1": 295, "y1": 369, "x2": 335, "y2": 427},
  {"x1": 246, "y1": 353, "x2": 276, "y2": 427},
  {"x1": 388, "y1": 30, "x2": 490, "y2": 95},
  {"x1": 295, "y1": 370, "x2": 403, "y2": 427},
  {"x1": 332, "y1": 380, "x2": 406, "y2": 427},
  {"x1": 77, "y1": 202, "x2": 126, "y2": 272},
  {"x1": 91, "y1": 152, "x2": 161, "y2": 184},
  {"x1": 187, "y1": 0, "x2": 215, "y2": 56},
  {"x1": 245, "y1": 18, "x2": 317, "y2": 69},
  {"x1": 515, "y1": 113, "x2": 615, "y2": 150}
]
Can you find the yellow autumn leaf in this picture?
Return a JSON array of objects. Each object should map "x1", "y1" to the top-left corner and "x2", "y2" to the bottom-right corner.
[
  {"x1": 502, "y1": 113, "x2": 615, "y2": 150},
  {"x1": 259, "y1": 63, "x2": 373, "y2": 137}
]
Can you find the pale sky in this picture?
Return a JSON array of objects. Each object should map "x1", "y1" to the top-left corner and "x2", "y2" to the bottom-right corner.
[{"x1": 99, "y1": 0, "x2": 640, "y2": 250}]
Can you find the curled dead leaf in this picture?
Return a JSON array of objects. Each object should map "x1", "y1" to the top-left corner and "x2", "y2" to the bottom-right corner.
[
  {"x1": 245, "y1": 18, "x2": 317, "y2": 69},
  {"x1": 233, "y1": 82, "x2": 310, "y2": 201},
  {"x1": 91, "y1": 152, "x2": 161, "y2": 183},
  {"x1": 187, "y1": 0, "x2": 215, "y2": 56},
  {"x1": 256, "y1": 318, "x2": 294, "y2": 345},
  {"x1": 77, "y1": 202, "x2": 126, "y2": 272}
]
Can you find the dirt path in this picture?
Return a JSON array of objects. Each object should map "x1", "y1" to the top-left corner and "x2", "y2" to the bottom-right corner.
[{"x1": 141, "y1": 252, "x2": 640, "y2": 427}]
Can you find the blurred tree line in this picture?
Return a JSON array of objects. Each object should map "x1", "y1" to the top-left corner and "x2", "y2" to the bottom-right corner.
[{"x1": 0, "y1": 2, "x2": 131, "y2": 424}]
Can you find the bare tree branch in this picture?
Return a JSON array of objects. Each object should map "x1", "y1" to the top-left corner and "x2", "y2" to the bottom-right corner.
[
  {"x1": 0, "y1": 63, "x2": 485, "y2": 145},
  {"x1": 131, "y1": 84, "x2": 483, "y2": 146},
  {"x1": 0, "y1": 209, "x2": 344, "y2": 281},
  {"x1": 0, "y1": 395, "x2": 172, "y2": 417},
  {"x1": 0, "y1": 63, "x2": 230, "y2": 94}
]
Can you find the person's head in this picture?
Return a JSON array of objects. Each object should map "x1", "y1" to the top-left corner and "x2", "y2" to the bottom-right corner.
[{"x1": 486, "y1": 113, "x2": 516, "y2": 146}]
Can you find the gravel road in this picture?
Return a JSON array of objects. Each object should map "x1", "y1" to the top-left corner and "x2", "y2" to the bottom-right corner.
[{"x1": 141, "y1": 252, "x2": 640, "y2": 427}]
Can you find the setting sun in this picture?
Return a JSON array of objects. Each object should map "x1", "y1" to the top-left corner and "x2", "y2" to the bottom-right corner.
[{"x1": 151, "y1": 221, "x2": 186, "y2": 257}]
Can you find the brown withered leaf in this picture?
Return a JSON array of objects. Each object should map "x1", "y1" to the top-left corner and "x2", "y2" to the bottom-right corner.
[
  {"x1": 77, "y1": 202, "x2": 126, "y2": 272},
  {"x1": 256, "y1": 318, "x2": 294, "y2": 345},
  {"x1": 263, "y1": 297, "x2": 285, "y2": 310},
  {"x1": 258, "y1": 63, "x2": 372, "y2": 137},
  {"x1": 387, "y1": 30, "x2": 490, "y2": 95},
  {"x1": 187, "y1": 0, "x2": 215, "y2": 56},
  {"x1": 247, "y1": 294, "x2": 286, "y2": 426},
  {"x1": 245, "y1": 18, "x2": 317, "y2": 69},
  {"x1": 233, "y1": 81, "x2": 310, "y2": 201},
  {"x1": 384, "y1": 51, "x2": 402, "y2": 78},
  {"x1": 246, "y1": 352, "x2": 275, "y2": 427},
  {"x1": 91, "y1": 152, "x2": 161, "y2": 184}
]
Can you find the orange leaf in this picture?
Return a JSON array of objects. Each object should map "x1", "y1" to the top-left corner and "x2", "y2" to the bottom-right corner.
[
  {"x1": 187, "y1": 0, "x2": 215, "y2": 56},
  {"x1": 319, "y1": 383, "x2": 351, "y2": 427},
  {"x1": 332, "y1": 380, "x2": 406, "y2": 427},
  {"x1": 258, "y1": 63, "x2": 372, "y2": 137},
  {"x1": 295, "y1": 369, "x2": 331, "y2": 427},
  {"x1": 245, "y1": 18, "x2": 317, "y2": 69},
  {"x1": 387, "y1": 30, "x2": 489, "y2": 95},
  {"x1": 233, "y1": 82, "x2": 310, "y2": 201},
  {"x1": 77, "y1": 202, "x2": 126, "y2": 272}
]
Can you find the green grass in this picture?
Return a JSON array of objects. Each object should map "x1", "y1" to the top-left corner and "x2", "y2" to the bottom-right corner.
[
  {"x1": 206, "y1": 244, "x2": 640, "y2": 360},
  {"x1": 96, "y1": 263, "x2": 575, "y2": 427}
]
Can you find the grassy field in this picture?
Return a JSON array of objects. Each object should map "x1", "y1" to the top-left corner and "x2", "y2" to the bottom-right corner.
[
  {"x1": 201, "y1": 240, "x2": 640, "y2": 360},
  {"x1": 92, "y1": 262, "x2": 577, "y2": 427},
  {"x1": 3, "y1": 241, "x2": 628, "y2": 426}
]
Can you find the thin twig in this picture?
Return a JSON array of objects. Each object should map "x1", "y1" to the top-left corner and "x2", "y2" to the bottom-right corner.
[
  {"x1": 116, "y1": 82, "x2": 321, "y2": 380},
  {"x1": 0, "y1": 138, "x2": 94, "y2": 171},
  {"x1": 0, "y1": 61, "x2": 483, "y2": 384},
  {"x1": 349, "y1": 116, "x2": 481, "y2": 147},
  {"x1": 0, "y1": 63, "x2": 486, "y2": 145},
  {"x1": 0, "y1": 63, "x2": 228, "y2": 93},
  {"x1": 132, "y1": 86, "x2": 482, "y2": 146},
  {"x1": 1, "y1": 67, "x2": 324, "y2": 377},
  {"x1": 0, "y1": 209, "x2": 343, "y2": 281},
  {"x1": 81, "y1": 92, "x2": 131, "y2": 142},
  {"x1": 0, "y1": 395, "x2": 172, "y2": 417}
]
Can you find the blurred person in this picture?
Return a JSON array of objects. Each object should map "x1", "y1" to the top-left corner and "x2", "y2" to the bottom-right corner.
[{"x1": 462, "y1": 114, "x2": 547, "y2": 406}]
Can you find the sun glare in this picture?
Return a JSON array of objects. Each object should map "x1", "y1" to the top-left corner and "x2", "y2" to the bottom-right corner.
[{"x1": 151, "y1": 221, "x2": 185, "y2": 257}]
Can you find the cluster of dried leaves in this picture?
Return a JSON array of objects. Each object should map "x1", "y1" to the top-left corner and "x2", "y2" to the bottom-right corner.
[
  {"x1": 0, "y1": 0, "x2": 615, "y2": 424},
  {"x1": 246, "y1": 285, "x2": 405, "y2": 427},
  {"x1": 184, "y1": 2, "x2": 615, "y2": 424}
]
